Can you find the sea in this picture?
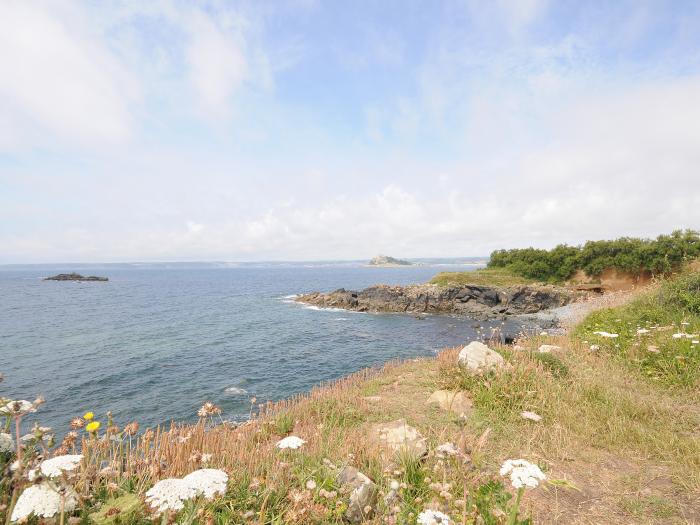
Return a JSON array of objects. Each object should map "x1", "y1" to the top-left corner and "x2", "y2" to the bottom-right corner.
[{"x1": 0, "y1": 260, "x2": 534, "y2": 436}]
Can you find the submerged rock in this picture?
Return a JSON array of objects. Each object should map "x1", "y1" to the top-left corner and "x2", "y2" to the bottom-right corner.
[
  {"x1": 337, "y1": 466, "x2": 378, "y2": 523},
  {"x1": 457, "y1": 342, "x2": 504, "y2": 372}
]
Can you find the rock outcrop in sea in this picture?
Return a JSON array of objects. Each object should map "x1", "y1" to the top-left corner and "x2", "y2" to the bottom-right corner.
[
  {"x1": 44, "y1": 273, "x2": 109, "y2": 282},
  {"x1": 367, "y1": 255, "x2": 413, "y2": 266},
  {"x1": 296, "y1": 282, "x2": 572, "y2": 319}
]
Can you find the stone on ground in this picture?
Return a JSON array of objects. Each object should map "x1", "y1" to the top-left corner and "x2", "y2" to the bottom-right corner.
[
  {"x1": 520, "y1": 411, "x2": 542, "y2": 422},
  {"x1": 426, "y1": 390, "x2": 472, "y2": 418},
  {"x1": 337, "y1": 466, "x2": 378, "y2": 524},
  {"x1": 538, "y1": 344, "x2": 562, "y2": 353},
  {"x1": 372, "y1": 419, "x2": 427, "y2": 459},
  {"x1": 457, "y1": 341, "x2": 504, "y2": 372}
]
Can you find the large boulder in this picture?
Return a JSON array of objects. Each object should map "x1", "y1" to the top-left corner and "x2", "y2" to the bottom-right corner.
[
  {"x1": 372, "y1": 419, "x2": 427, "y2": 459},
  {"x1": 336, "y1": 466, "x2": 378, "y2": 523},
  {"x1": 426, "y1": 390, "x2": 472, "y2": 418},
  {"x1": 457, "y1": 341, "x2": 504, "y2": 372}
]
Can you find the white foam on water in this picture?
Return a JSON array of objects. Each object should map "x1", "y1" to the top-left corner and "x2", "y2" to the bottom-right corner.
[{"x1": 224, "y1": 387, "x2": 248, "y2": 395}]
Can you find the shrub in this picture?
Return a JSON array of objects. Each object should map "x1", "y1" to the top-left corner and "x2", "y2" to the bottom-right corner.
[{"x1": 487, "y1": 229, "x2": 700, "y2": 283}]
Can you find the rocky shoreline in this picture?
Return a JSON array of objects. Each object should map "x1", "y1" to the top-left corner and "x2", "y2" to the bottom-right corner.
[{"x1": 296, "y1": 282, "x2": 576, "y2": 320}]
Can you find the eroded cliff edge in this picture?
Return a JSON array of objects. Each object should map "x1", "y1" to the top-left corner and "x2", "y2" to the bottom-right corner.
[{"x1": 296, "y1": 283, "x2": 575, "y2": 319}]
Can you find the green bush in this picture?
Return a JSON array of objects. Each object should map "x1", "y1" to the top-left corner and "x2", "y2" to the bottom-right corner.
[{"x1": 487, "y1": 230, "x2": 700, "y2": 283}]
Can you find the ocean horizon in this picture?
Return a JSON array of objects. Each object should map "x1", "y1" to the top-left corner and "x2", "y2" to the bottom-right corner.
[{"x1": 0, "y1": 260, "x2": 532, "y2": 437}]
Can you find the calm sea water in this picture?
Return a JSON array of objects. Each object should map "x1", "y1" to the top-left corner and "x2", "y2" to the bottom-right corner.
[{"x1": 0, "y1": 262, "x2": 528, "y2": 435}]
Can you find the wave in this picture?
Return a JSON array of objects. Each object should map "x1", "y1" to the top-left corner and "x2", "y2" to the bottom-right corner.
[{"x1": 224, "y1": 387, "x2": 248, "y2": 395}]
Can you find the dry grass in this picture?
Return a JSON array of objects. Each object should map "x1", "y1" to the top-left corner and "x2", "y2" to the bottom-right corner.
[
  {"x1": 429, "y1": 267, "x2": 538, "y2": 287},
  {"x1": 4, "y1": 276, "x2": 700, "y2": 523}
]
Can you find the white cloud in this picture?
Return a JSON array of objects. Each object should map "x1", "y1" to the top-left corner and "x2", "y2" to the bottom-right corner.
[
  {"x1": 0, "y1": 1, "x2": 139, "y2": 151},
  {"x1": 185, "y1": 10, "x2": 250, "y2": 117}
]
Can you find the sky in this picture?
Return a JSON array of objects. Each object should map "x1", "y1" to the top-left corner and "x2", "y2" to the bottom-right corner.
[{"x1": 1, "y1": 0, "x2": 700, "y2": 263}]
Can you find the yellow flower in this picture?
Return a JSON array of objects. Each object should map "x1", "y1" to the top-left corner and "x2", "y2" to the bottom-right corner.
[
  {"x1": 86, "y1": 421, "x2": 101, "y2": 433},
  {"x1": 83, "y1": 411, "x2": 94, "y2": 421}
]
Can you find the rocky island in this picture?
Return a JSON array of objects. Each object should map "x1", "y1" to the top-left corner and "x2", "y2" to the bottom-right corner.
[
  {"x1": 296, "y1": 282, "x2": 574, "y2": 319},
  {"x1": 44, "y1": 273, "x2": 109, "y2": 282},
  {"x1": 367, "y1": 254, "x2": 413, "y2": 267}
]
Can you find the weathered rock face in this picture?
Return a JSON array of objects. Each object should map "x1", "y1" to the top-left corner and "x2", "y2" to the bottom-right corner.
[
  {"x1": 44, "y1": 273, "x2": 108, "y2": 282},
  {"x1": 296, "y1": 283, "x2": 571, "y2": 319},
  {"x1": 426, "y1": 390, "x2": 473, "y2": 418},
  {"x1": 372, "y1": 419, "x2": 427, "y2": 459},
  {"x1": 337, "y1": 466, "x2": 378, "y2": 524},
  {"x1": 457, "y1": 342, "x2": 504, "y2": 373}
]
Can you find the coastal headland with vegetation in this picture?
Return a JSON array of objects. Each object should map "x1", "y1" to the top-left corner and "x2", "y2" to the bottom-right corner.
[{"x1": 2, "y1": 231, "x2": 700, "y2": 524}]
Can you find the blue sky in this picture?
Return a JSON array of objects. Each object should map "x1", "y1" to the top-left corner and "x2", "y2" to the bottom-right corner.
[{"x1": 1, "y1": 0, "x2": 700, "y2": 262}]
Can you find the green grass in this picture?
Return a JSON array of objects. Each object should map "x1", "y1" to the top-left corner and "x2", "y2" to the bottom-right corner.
[
  {"x1": 574, "y1": 270, "x2": 700, "y2": 388},
  {"x1": 429, "y1": 267, "x2": 539, "y2": 287}
]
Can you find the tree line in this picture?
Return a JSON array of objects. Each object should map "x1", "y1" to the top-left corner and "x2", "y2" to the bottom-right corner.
[{"x1": 487, "y1": 230, "x2": 700, "y2": 282}]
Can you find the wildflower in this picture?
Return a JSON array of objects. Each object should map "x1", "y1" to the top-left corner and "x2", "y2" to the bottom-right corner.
[
  {"x1": 417, "y1": 509, "x2": 451, "y2": 524},
  {"x1": 11, "y1": 482, "x2": 77, "y2": 521},
  {"x1": 500, "y1": 459, "x2": 546, "y2": 489},
  {"x1": 145, "y1": 478, "x2": 198, "y2": 513},
  {"x1": 201, "y1": 453, "x2": 213, "y2": 464},
  {"x1": 197, "y1": 402, "x2": 222, "y2": 418},
  {"x1": 183, "y1": 468, "x2": 229, "y2": 499},
  {"x1": 40, "y1": 454, "x2": 83, "y2": 478},
  {"x1": 276, "y1": 436, "x2": 305, "y2": 449},
  {"x1": 0, "y1": 432, "x2": 14, "y2": 453},
  {"x1": 70, "y1": 417, "x2": 85, "y2": 429},
  {"x1": 590, "y1": 344, "x2": 600, "y2": 351},
  {"x1": 86, "y1": 421, "x2": 101, "y2": 433},
  {"x1": 0, "y1": 399, "x2": 37, "y2": 416},
  {"x1": 123, "y1": 421, "x2": 139, "y2": 436},
  {"x1": 83, "y1": 411, "x2": 94, "y2": 421},
  {"x1": 305, "y1": 479, "x2": 317, "y2": 490}
]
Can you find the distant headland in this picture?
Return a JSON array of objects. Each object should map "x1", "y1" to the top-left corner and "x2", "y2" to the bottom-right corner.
[
  {"x1": 367, "y1": 254, "x2": 413, "y2": 267},
  {"x1": 44, "y1": 273, "x2": 109, "y2": 282}
]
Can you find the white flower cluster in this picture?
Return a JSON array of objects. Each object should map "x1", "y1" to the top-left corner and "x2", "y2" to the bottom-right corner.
[
  {"x1": 40, "y1": 454, "x2": 83, "y2": 478},
  {"x1": 145, "y1": 469, "x2": 229, "y2": 513},
  {"x1": 183, "y1": 468, "x2": 228, "y2": 499},
  {"x1": 11, "y1": 482, "x2": 77, "y2": 521},
  {"x1": 500, "y1": 459, "x2": 546, "y2": 489},
  {"x1": 0, "y1": 400, "x2": 36, "y2": 416},
  {"x1": 417, "y1": 509, "x2": 451, "y2": 524},
  {"x1": 276, "y1": 435, "x2": 305, "y2": 449},
  {"x1": 0, "y1": 432, "x2": 14, "y2": 453}
]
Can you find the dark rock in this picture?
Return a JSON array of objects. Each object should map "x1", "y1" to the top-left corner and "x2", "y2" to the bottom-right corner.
[
  {"x1": 296, "y1": 282, "x2": 573, "y2": 320},
  {"x1": 44, "y1": 273, "x2": 108, "y2": 282}
]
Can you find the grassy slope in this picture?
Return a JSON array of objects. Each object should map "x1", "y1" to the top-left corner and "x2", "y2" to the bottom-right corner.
[
  {"x1": 430, "y1": 267, "x2": 538, "y2": 287},
  {"x1": 3, "y1": 273, "x2": 700, "y2": 524}
]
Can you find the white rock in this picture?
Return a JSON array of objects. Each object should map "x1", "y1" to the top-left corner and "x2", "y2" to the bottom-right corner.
[
  {"x1": 457, "y1": 341, "x2": 504, "y2": 373},
  {"x1": 520, "y1": 411, "x2": 542, "y2": 422},
  {"x1": 435, "y1": 442, "x2": 459, "y2": 456},
  {"x1": 372, "y1": 419, "x2": 427, "y2": 458},
  {"x1": 537, "y1": 344, "x2": 561, "y2": 353}
]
